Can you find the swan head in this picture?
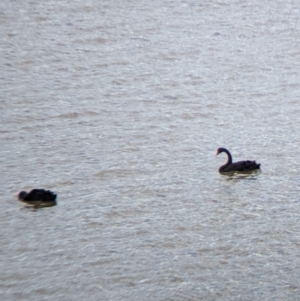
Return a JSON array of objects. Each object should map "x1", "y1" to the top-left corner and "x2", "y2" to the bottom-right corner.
[
  {"x1": 216, "y1": 147, "x2": 226, "y2": 156},
  {"x1": 18, "y1": 191, "x2": 27, "y2": 200}
]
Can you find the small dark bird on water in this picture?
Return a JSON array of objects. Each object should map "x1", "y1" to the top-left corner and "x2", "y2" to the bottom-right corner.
[
  {"x1": 216, "y1": 147, "x2": 260, "y2": 173},
  {"x1": 18, "y1": 189, "x2": 57, "y2": 206}
]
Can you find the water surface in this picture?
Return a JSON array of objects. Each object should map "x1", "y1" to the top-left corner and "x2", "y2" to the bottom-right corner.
[{"x1": 1, "y1": 0, "x2": 300, "y2": 300}]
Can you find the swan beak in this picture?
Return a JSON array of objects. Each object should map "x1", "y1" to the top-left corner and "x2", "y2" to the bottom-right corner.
[{"x1": 216, "y1": 150, "x2": 220, "y2": 156}]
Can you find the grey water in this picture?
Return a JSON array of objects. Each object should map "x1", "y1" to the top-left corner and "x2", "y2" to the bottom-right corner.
[{"x1": 1, "y1": 0, "x2": 300, "y2": 300}]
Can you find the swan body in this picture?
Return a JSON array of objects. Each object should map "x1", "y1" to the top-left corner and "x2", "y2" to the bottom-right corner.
[
  {"x1": 216, "y1": 147, "x2": 260, "y2": 173},
  {"x1": 18, "y1": 189, "x2": 57, "y2": 206}
]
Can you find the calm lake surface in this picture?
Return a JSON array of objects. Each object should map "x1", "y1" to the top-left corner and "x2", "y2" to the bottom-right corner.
[{"x1": 1, "y1": 0, "x2": 300, "y2": 300}]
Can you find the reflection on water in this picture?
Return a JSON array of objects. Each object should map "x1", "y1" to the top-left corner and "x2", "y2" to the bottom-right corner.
[
  {"x1": 221, "y1": 170, "x2": 261, "y2": 181},
  {"x1": 20, "y1": 204, "x2": 56, "y2": 211},
  {"x1": 1, "y1": 0, "x2": 300, "y2": 300},
  {"x1": 19, "y1": 201, "x2": 57, "y2": 209}
]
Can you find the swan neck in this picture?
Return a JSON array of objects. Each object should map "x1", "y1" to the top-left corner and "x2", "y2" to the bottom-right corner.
[{"x1": 224, "y1": 149, "x2": 232, "y2": 166}]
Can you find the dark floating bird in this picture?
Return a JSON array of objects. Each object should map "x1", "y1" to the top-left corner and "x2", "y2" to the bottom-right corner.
[
  {"x1": 18, "y1": 189, "x2": 57, "y2": 207},
  {"x1": 216, "y1": 147, "x2": 260, "y2": 173}
]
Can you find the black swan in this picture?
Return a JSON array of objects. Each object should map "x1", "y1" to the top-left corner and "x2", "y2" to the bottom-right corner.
[
  {"x1": 18, "y1": 189, "x2": 57, "y2": 206},
  {"x1": 216, "y1": 147, "x2": 260, "y2": 173}
]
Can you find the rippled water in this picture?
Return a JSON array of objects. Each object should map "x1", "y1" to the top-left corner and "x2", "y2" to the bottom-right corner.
[{"x1": 1, "y1": 0, "x2": 300, "y2": 300}]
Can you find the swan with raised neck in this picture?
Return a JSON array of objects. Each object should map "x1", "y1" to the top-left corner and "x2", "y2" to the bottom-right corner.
[{"x1": 216, "y1": 147, "x2": 260, "y2": 173}]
